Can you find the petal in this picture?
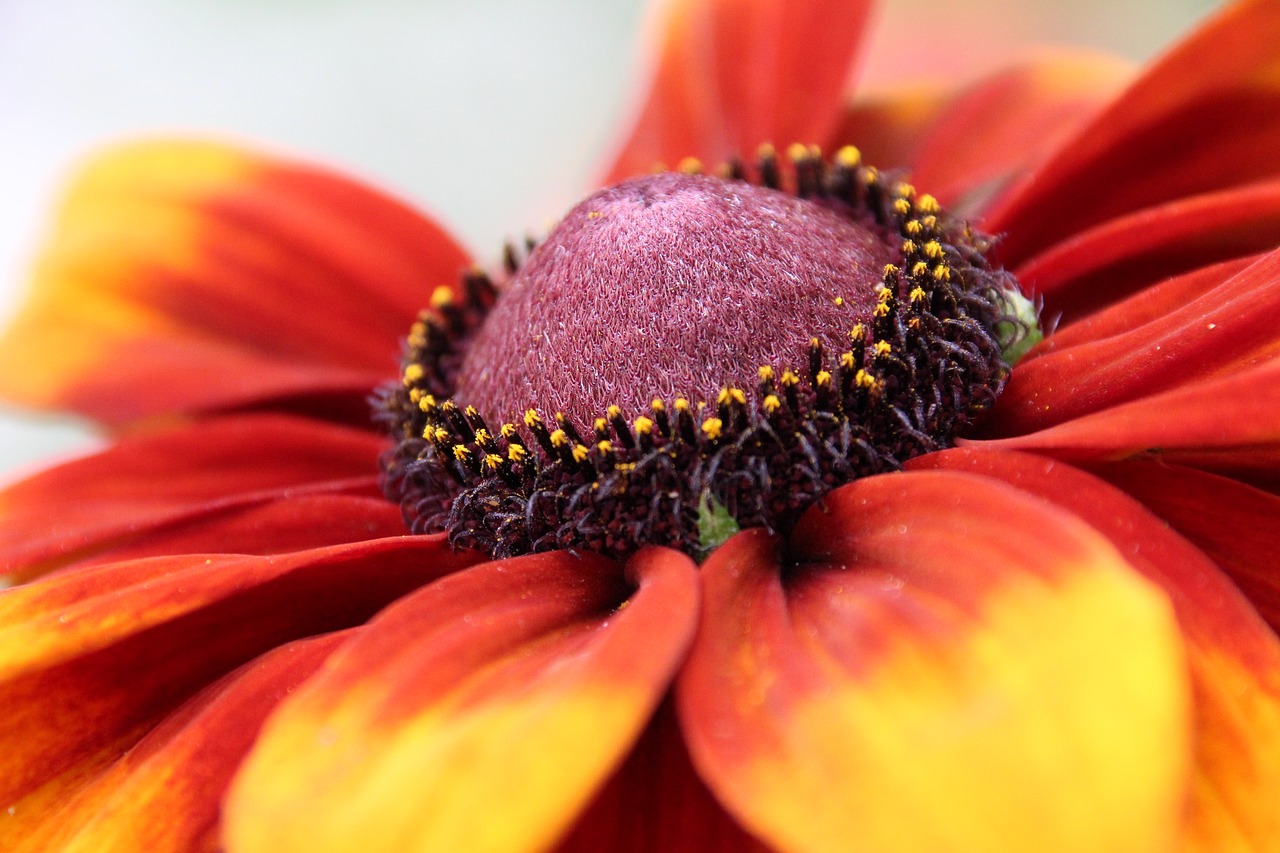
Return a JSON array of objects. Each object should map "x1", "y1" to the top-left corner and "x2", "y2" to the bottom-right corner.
[
  {"x1": 602, "y1": 0, "x2": 872, "y2": 183},
  {"x1": 224, "y1": 547, "x2": 700, "y2": 853},
  {"x1": 1099, "y1": 461, "x2": 1280, "y2": 633},
  {"x1": 678, "y1": 474, "x2": 1190, "y2": 853},
  {"x1": 0, "y1": 413, "x2": 395, "y2": 581},
  {"x1": 828, "y1": 84, "x2": 950, "y2": 170},
  {"x1": 913, "y1": 449, "x2": 1280, "y2": 849},
  {"x1": 1011, "y1": 178, "x2": 1280, "y2": 319},
  {"x1": 555, "y1": 701, "x2": 771, "y2": 853},
  {"x1": 4, "y1": 632, "x2": 347, "y2": 853},
  {"x1": 910, "y1": 52, "x2": 1133, "y2": 215},
  {"x1": 0, "y1": 139, "x2": 470, "y2": 425},
  {"x1": 987, "y1": 0, "x2": 1280, "y2": 266},
  {"x1": 974, "y1": 360, "x2": 1280, "y2": 479},
  {"x1": 0, "y1": 535, "x2": 479, "y2": 808},
  {"x1": 985, "y1": 248, "x2": 1280, "y2": 437}
]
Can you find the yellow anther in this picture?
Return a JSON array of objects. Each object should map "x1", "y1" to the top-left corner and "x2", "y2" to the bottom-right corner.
[
  {"x1": 893, "y1": 182, "x2": 915, "y2": 198},
  {"x1": 835, "y1": 145, "x2": 861, "y2": 168},
  {"x1": 849, "y1": 323, "x2": 867, "y2": 341},
  {"x1": 834, "y1": 296, "x2": 844, "y2": 306},
  {"x1": 862, "y1": 166, "x2": 880, "y2": 183},
  {"x1": 430, "y1": 285, "x2": 454, "y2": 309},
  {"x1": 757, "y1": 142, "x2": 777, "y2": 159},
  {"x1": 874, "y1": 340, "x2": 892, "y2": 356},
  {"x1": 550, "y1": 429, "x2": 569, "y2": 447},
  {"x1": 892, "y1": 198, "x2": 911, "y2": 215},
  {"x1": 815, "y1": 370, "x2": 832, "y2": 387},
  {"x1": 904, "y1": 220, "x2": 922, "y2": 236},
  {"x1": 786, "y1": 142, "x2": 809, "y2": 162},
  {"x1": 763, "y1": 394, "x2": 782, "y2": 414},
  {"x1": 474, "y1": 428, "x2": 492, "y2": 445},
  {"x1": 840, "y1": 351, "x2": 856, "y2": 369},
  {"x1": 464, "y1": 405, "x2": 480, "y2": 419},
  {"x1": 758, "y1": 365, "x2": 775, "y2": 382},
  {"x1": 453, "y1": 445, "x2": 471, "y2": 461},
  {"x1": 524, "y1": 409, "x2": 542, "y2": 428},
  {"x1": 909, "y1": 286, "x2": 928, "y2": 303},
  {"x1": 500, "y1": 423, "x2": 518, "y2": 438},
  {"x1": 933, "y1": 264, "x2": 951, "y2": 281},
  {"x1": 586, "y1": 210, "x2": 602, "y2": 220},
  {"x1": 606, "y1": 405, "x2": 623, "y2": 419},
  {"x1": 900, "y1": 240, "x2": 918, "y2": 255},
  {"x1": 877, "y1": 284, "x2": 893, "y2": 301},
  {"x1": 883, "y1": 263, "x2": 899, "y2": 276},
  {"x1": 678, "y1": 156, "x2": 703, "y2": 174},
  {"x1": 780, "y1": 370, "x2": 800, "y2": 387},
  {"x1": 597, "y1": 440, "x2": 613, "y2": 454},
  {"x1": 921, "y1": 215, "x2": 938, "y2": 229},
  {"x1": 701, "y1": 417, "x2": 724, "y2": 440},
  {"x1": 633, "y1": 416, "x2": 654, "y2": 435},
  {"x1": 484, "y1": 454, "x2": 503, "y2": 472},
  {"x1": 674, "y1": 398, "x2": 691, "y2": 412},
  {"x1": 433, "y1": 427, "x2": 449, "y2": 442},
  {"x1": 728, "y1": 388, "x2": 747, "y2": 405},
  {"x1": 912, "y1": 261, "x2": 930, "y2": 277},
  {"x1": 408, "y1": 388, "x2": 422, "y2": 404},
  {"x1": 807, "y1": 143, "x2": 822, "y2": 158},
  {"x1": 874, "y1": 302, "x2": 891, "y2": 318},
  {"x1": 508, "y1": 444, "x2": 527, "y2": 462},
  {"x1": 918, "y1": 194, "x2": 940, "y2": 213},
  {"x1": 571, "y1": 444, "x2": 590, "y2": 463},
  {"x1": 594, "y1": 417, "x2": 608, "y2": 434},
  {"x1": 651, "y1": 398, "x2": 665, "y2": 412},
  {"x1": 402, "y1": 363, "x2": 424, "y2": 385},
  {"x1": 855, "y1": 369, "x2": 877, "y2": 389},
  {"x1": 924, "y1": 241, "x2": 943, "y2": 259},
  {"x1": 908, "y1": 317, "x2": 922, "y2": 331}
]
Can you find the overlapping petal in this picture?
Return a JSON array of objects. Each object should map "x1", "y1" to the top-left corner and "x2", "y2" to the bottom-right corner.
[
  {"x1": 914, "y1": 450, "x2": 1280, "y2": 848},
  {"x1": 224, "y1": 547, "x2": 699, "y2": 853},
  {"x1": 0, "y1": 139, "x2": 470, "y2": 425},
  {"x1": 0, "y1": 536, "x2": 479, "y2": 816},
  {"x1": 988, "y1": 0, "x2": 1280, "y2": 266},
  {"x1": 4, "y1": 631, "x2": 347, "y2": 853},
  {"x1": 0, "y1": 413, "x2": 400, "y2": 581},
  {"x1": 678, "y1": 472, "x2": 1189, "y2": 853},
  {"x1": 604, "y1": 0, "x2": 871, "y2": 182}
]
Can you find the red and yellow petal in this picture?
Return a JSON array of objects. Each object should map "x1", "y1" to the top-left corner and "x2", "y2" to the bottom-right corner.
[
  {"x1": 224, "y1": 547, "x2": 699, "y2": 853},
  {"x1": 0, "y1": 139, "x2": 470, "y2": 425},
  {"x1": 602, "y1": 0, "x2": 871, "y2": 183},
  {"x1": 987, "y1": 0, "x2": 1280, "y2": 266},
  {"x1": 3, "y1": 631, "x2": 347, "y2": 852},
  {"x1": 915, "y1": 449, "x2": 1280, "y2": 849},
  {"x1": 985, "y1": 247, "x2": 1280, "y2": 437},
  {"x1": 828, "y1": 84, "x2": 951, "y2": 171},
  {"x1": 0, "y1": 536, "x2": 480, "y2": 810},
  {"x1": 678, "y1": 473, "x2": 1190, "y2": 853},
  {"x1": 0, "y1": 413, "x2": 396, "y2": 581},
  {"x1": 908, "y1": 52, "x2": 1133, "y2": 216}
]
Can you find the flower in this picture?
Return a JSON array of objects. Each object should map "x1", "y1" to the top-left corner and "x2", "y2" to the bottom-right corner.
[{"x1": 1, "y1": 1, "x2": 1279, "y2": 852}]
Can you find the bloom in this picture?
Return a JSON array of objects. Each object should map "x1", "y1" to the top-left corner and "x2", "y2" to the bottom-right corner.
[{"x1": 1, "y1": 0, "x2": 1279, "y2": 851}]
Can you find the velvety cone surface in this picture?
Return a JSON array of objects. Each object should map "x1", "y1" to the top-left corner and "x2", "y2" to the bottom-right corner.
[{"x1": 454, "y1": 173, "x2": 896, "y2": 424}]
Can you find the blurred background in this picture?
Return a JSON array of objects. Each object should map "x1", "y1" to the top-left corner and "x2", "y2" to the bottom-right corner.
[{"x1": 0, "y1": 0, "x2": 1223, "y2": 481}]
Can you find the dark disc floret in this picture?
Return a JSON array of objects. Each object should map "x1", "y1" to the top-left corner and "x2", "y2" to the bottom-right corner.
[{"x1": 376, "y1": 145, "x2": 1033, "y2": 560}]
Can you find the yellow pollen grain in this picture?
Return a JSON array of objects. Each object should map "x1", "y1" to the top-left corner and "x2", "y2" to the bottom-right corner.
[
  {"x1": 924, "y1": 241, "x2": 943, "y2": 259},
  {"x1": 877, "y1": 285, "x2": 893, "y2": 301},
  {"x1": 674, "y1": 398, "x2": 691, "y2": 413},
  {"x1": 875, "y1": 340, "x2": 892, "y2": 356},
  {"x1": 894, "y1": 182, "x2": 915, "y2": 198},
  {"x1": 651, "y1": 399, "x2": 665, "y2": 413},
  {"x1": 900, "y1": 240, "x2": 918, "y2": 255},
  {"x1": 912, "y1": 261, "x2": 930, "y2": 277},
  {"x1": 855, "y1": 369, "x2": 876, "y2": 389},
  {"x1": 883, "y1": 263, "x2": 899, "y2": 276},
  {"x1": 763, "y1": 394, "x2": 781, "y2": 414},
  {"x1": 862, "y1": 166, "x2": 880, "y2": 183},
  {"x1": 550, "y1": 429, "x2": 569, "y2": 447},
  {"x1": 508, "y1": 445, "x2": 527, "y2": 462},
  {"x1": 780, "y1": 370, "x2": 800, "y2": 387},
  {"x1": 904, "y1": 220, "x2": 922, "y2": 236},
  {"x1": 807, "y1": 144, "x2": 822, "y2": 159},
  {"x1": 500, "y1": 423, "x2": 517, "y2": 438},
  {"x1": 874, "y1": 302, "x2": 891, "y2": 318},
  {"x1": 433, "y1": 427, "x2": 449, "y2": 443},
  {"x1": 909, "y1": 286, "x2": 927, "y2": 303},
  {"x1": 606, "y1": 405, "x2": 623, "y2": 419},
  {"x1": 465, "y1": 404, "x2": 479, "y2": 418},
  {"x1": 408, "y1": 388, "x2": 422, "y2": 404},
  {"x1": 453, "y1": 445, "x2": 471, "y2": 461},
  {"x1": 933, "y1": 265, "x2": 951, "y2": 281},
  {"x1": 892, "y1": 198, "x2": 911, "y2": 215},
  {"x1": 922, "y1": 215, "x2": 938, "y2": 228},
  {"x1": 402, "y1": 364, "x2": 424, "y2": 385},
  {"x1": 918, "y1": 194, "x2": 940, "y2": 213},
  {"x1": 594, "y1": 417, "x2": 608, "y2": 434},
  {"x1": 786, "y1": 142, "x2": 809, "y2": 162},
  {"x1": 701, "y1": 417, "x2": 724, "y2": 440},
  {"x1": 728, "y1": 388, "x2": 747, "y2": 405},
  {"x1": 571, "y1": 444, "x2": 590, "y2": 463},
  {"x1": 835, "y1": 145, "x2": 861, "y2": 167},
  {"x1": 758, "y1": 365, "x2": 775, "y2": 382},
  {"x1": 834, "y1": 296, "x2": 844, "y2": 306},
  {"x1": 430, "y1": 285, "x2": 454, "y2": 309},
  {"x1": 474, "y1": 428, "x2": 491, "y2": 445},
  {"x1": 586, "y1": 210, "x2": 602, "y2": 220},
  {"x1": 815, "y1": 370, "x2": 832, "y2": 387},
  {"x1": 850, "y1": 324, "x2": 866, "y2": 341},
  {"x1": 757, "y1": 142, "x2": 777, "y2": 159},
  {"x1": 678, "y1": 156, "x2": 703, "y2": 174},
  {"x1": 840, "y1": 351, "x2": 856, "y2": 369},
  {"x1": 524, "y1": 409, "x2": 542, "y2": 428},
  {"x1": 908, "y1": 317, "x2": 922, "y2": 331},
  {"x1": 597, "y1": 440, "x2": 613, "y2": 454},
  {"x1": 484, "y1": 454, "x2": 503, "y2": 471},
  {"x1": 633, "y1": 416, "x2": 654, "y2": 435}
]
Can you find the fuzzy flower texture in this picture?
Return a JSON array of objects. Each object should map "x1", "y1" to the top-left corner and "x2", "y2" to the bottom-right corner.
[{"x1": 2, "y1": 1, "x2": 1280, "y2": 851}]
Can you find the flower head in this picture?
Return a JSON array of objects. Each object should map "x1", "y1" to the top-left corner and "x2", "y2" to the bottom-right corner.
[{"x1": 2, "y1": 1, "x2": 1280, "y2": 852}]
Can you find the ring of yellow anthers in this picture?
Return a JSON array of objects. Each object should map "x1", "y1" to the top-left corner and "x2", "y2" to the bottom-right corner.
[{"x1": 377, "y1": 144, "x2": 1024, "y2": 560}]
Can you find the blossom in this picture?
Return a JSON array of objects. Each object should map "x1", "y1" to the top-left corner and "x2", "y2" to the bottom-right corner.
[{"x1": 1, "y1": 0, "x2": 1279, "y2": 851}]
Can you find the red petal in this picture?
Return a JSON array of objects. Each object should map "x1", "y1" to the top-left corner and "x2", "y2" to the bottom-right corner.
[
  {"x1": 678, "y1": 475, "x2": 1190, "y2": 853},
  {"x1": 987, "y1": 0, "x2": 1280, "y2": 266},
  {"x1": 224, "y1": 547, "x2": 699, "y2": 853},
  {"x1": 910, "y1": 52, "x2": 1133, "y2": 215},
  {"x1": 828, "y1": 84, "x2": 950, "y2": 170},
  {"x1": 0, "y1": 535, "x2": 479, "y2": 808},
  {"x1": 5, "y1": 632, "x2": 346, "y2": 853},
  {"x1": 555, "y1": 701, "x2": 770, "y2": 853},
  {"x1": 1099, "y1": 460, "x2": 1280, "y2": 633},
  {"x1": 0, "y1": 139, "x2": 470, "y2": 425},
  {"x1": 602, "y1": 0, "x2": 872, "y2": 183},
  {"x1": 985, "y1": 248, "x2": 1280, "y2": 437},
  {"x1": 914, "y1": 448, "x2": 1280, "y2": 846},
  {"x1": 1011, "y1": 178, "x2": 1280, "y2": 320},
  {"x1": 974, "y1": 360, "x2": 1280, "y2": 479},
  {"x1": 0, "y1": 413, "x2": 395, "y2": 581}
]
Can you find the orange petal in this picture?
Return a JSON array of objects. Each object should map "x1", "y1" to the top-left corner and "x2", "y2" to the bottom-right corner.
[
  {"x1": 910, "y1": 52, "x2": 1133, "y2": 215},
  {"x1": 224, "y1": 547, "x2": 699, "y2": 853},
  {"x1": 555, "y1": 701, "x2": 770, "y2": 853},
  {"x1": 678, "y1": 474, "x2": 1190, "y2": 853},
  {"x1": 4, "y1": 631, "x2": 347, "y2": 853},
  {"x1": 987, "y1": 0, "x2": 1280, "y2": 266},
  {"x1": 984, "y1": 248, "x2": 1280, "y2": 437},
  {"x1": 0, "y1": 413, "x2": 395, "y2": 581},
  {"x1": 0, "y1": 139, "x2": 470, "y2": 425},
  {"x1": 1100, "y1": 461, "x2": 1280, "y2": 634},
  {"x1": 914, "y1": 449, "x2": 1280, "y2": 849},
  {"x1": 0, "y1": 536, "x2": 479, "y2": 809},
  {"x1": 1012, "y1": 178, "x2": 1280, "y2": 320},
  {"x1": 974, "y1": 360, "x2": 1280, "y2": 479},
  {"x1": 828, "y1": 84, "x2": 950, "y2": 170},
  {"x1": 602, "y1": 0, "x2": 872, "y2": 183}
]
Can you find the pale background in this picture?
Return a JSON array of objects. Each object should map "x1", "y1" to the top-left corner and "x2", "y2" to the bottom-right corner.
[{"x1": 0, "y1": 0, "x2": 1222, "y2": 482}]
